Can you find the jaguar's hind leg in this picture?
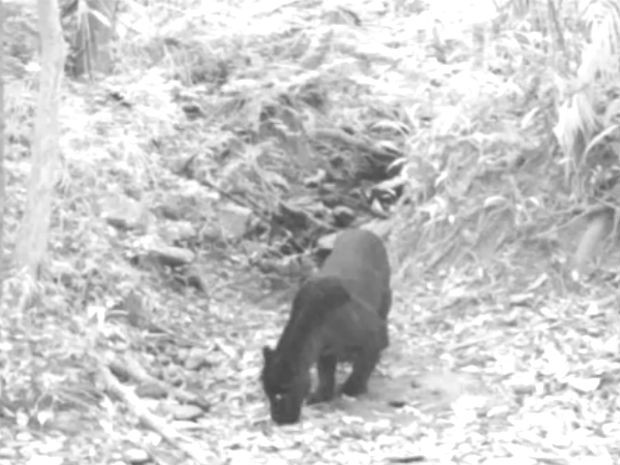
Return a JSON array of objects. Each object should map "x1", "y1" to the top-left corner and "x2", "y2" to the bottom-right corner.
[
  {"x1": 341, "y1": 347, "x2": 381, "y2": 397},
  {"x1": 379, "y1": 289, "x2": 392, "y2": 320},
  {"x1": 307, "y1": 354, "x2": 337, "y2": 404}
]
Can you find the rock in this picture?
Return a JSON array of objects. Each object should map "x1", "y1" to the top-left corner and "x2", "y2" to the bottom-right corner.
[
  {"x1": 333, "y1": 205, "x2": 355, "y2": 227},
  {"x1": 182, "y1": 103, "x2": 205, "y2": 120},
  {"x1": 154, "y1": 202, "x2": 181, "y2": 220},
  {"x1": 218, "y1": 203, "x2": 252, "y2": 239},
  {"x1": 317, "y1": 231, "x2": 338, "y2": 252},
  {"x1": 159, "y1": 220, "x2": 196, "y2": 243},
  {"x1": 101, "y1": 195, "x2": 153, "y2": 232},
  {"x1": 135, "y1": 382, "x2": 167, "y2": 399},
  {"x1": 123, "y1": 448, "x2": 150, "y2": 464},
  {"x1": 200, "y1": 223, "x2": 223, "y2": 242},
  {"x1": 184, "y1": 348, "x2": 212, "y2": 371},
  {"x1": 277, "y1": 201, "x2": 312, "y2": 229},
  {"x1": 147, "y1": 245, "x2": 194, "y2": 267},
  {"x1": 170, "y1": 405, "x2": 203, "y2": 421}
]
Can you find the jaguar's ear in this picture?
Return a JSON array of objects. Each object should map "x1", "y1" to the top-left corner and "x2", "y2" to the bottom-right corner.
[{"x1": 262, "y1": 346, "x2": 274, "y2": 362}]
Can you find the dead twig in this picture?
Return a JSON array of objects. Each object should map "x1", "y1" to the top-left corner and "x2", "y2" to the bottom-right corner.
[
  {"x1": 108, "y1": 356, "x2": 209, "y2": 409},
  {"x1": 99, "y1": 361, "x2": 212, "y2": 464}
]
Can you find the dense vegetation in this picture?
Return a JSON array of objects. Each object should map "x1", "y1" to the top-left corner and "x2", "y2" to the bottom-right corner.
[{"x1": 1, "y1": 0, "x2": 620, "y2": 463}]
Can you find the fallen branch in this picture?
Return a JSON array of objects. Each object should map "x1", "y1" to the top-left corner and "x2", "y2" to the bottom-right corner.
[
  {"x1": 99, "y1": 361, "x2": 211, "y2": 464},
  {"x1": 108, "y1": 356, "x2": 210, "y2": 409}
]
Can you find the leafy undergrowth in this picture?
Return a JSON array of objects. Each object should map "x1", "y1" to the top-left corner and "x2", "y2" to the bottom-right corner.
[{"x1": 2, "y1": 0, "x2": 620, "y2": 464}]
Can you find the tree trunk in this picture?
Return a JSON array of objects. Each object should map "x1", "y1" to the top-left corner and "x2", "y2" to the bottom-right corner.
[
  {"x1": 15, "y1": 0, "x2": 66, "y2": 281},
  {"x1": 0, "y1": 0, "x2": 5, "y2": 303}
]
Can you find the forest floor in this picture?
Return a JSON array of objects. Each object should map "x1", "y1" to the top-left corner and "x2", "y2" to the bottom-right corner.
[
  {"x1": 2, "y1": 258, "x2": 619, "y2": 465},
  {"x1": 2, "y1": 1, "x2": 620, "y2": 465}
]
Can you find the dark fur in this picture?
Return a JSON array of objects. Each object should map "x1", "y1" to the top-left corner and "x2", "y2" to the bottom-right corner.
[{"x1": 261, "y1": 229, "x2": 391, "y2": 424}]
